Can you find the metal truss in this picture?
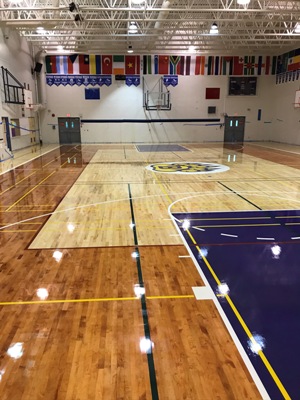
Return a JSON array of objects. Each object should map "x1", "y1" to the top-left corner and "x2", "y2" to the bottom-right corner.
[{"x1": 0, "y1": 0, "x2": 299, "y2": 54}]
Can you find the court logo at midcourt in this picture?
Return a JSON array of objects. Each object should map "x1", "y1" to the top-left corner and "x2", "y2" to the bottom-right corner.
[{"x1": 146, "y1": 162, "x2": 230, "y2": 174}]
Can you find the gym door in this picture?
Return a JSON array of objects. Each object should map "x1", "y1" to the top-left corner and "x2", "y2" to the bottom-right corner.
[
  {"x1": 224, "y1": 116, "x2": 245, "y2": 144},
  {"x1": 58, "y1": 117, "x2": 81, "y2": 144}
]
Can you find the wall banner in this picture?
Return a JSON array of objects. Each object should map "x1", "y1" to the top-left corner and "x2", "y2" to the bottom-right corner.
[
  {"x1": 125, "y1": 75, "x2": 140, "y2": 87},
  {"x1": 46, "y1": 75, "x2": 112, "y2": 87},
  {"x1": 163, "y1": 75, "x2": 178, "y2": 87}
]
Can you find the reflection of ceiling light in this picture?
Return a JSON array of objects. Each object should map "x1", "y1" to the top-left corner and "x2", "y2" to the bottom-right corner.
[
  {"x1": 53, "y1": 250, "x2": 63, "y2": 262},
  {"x1": 248, "y1": 334, "x2": 265, "y2": 355},
  {"x1": 36, "y1": 288, "x2": 49, "y2": 300},
  {"x1": 67, "y1": 223, "x2": 75, "y2": 233},
  {"x1": 128, "y1": 22, "x2": 138, "y2": 34},
  {"x1": 131, "y1": 251, "x2": 139, "y2": 258},
  {"x1": 182, "y1": 219, "x2": 190, "y2": 230},
  {"x1": 210, "y1": 22, "x2": 219, "y2": 34},
  {"x1": 129, "y1": 221, "x2": 135, "y2": 229},
  {"x1": 217, "y1": 283, "x2": 230, "y2": 296},
  {"x1": 237, "y1": 0, "x2": 250, "y2": 4},
  {"x1": 7, "y1": 343, "x2": 24, "y2": 360},
  {"x1": 134, "y1": 284, "x2": 145, "y2": 298},
  {"x1": 139, "y1": 337, "x2": 154, "y2": 354}
]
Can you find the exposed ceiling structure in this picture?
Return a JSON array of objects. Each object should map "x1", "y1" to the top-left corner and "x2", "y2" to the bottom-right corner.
[{"x1": 0, "y1": 0, "x2": 300, "y2": 55}]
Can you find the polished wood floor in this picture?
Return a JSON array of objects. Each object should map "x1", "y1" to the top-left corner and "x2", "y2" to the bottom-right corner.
[{"x1": 1, "y1": 142, "x2": 300, "y2": 399}]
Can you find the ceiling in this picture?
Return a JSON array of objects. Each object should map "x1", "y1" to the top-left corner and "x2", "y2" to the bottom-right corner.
[{"x1": 1, "y1": 0, "x2": 300, "y2": 55}]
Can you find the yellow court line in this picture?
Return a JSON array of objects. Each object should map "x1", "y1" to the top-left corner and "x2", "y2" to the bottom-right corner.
[
  {"x1": 147, "y1": 295, "x2": 194, "y2": 299},
  {"x1": 186, "y1": 228, "x2": 291, "y2": 400},
  {"x1": 0, "y1": 171, "x2": 37, "y2": 196},
  {"x1": 5, "y1": 171, "x2": 56, "y2": 212},
  {"x1": 0, "y1": 230, "x2": 37, "y2": 233},
  {"x1": 186, "y1": 217, "x2": 271, "y2": 221},
  {"x1": 0, "y1": 294, "x2": 194, "y2": 306},
  {"x1": 194, "y1": 223, "x2": 280, "y2": 228},
  {"x1": 152, "y1": 172, "x2": 173, "y2": 204}
]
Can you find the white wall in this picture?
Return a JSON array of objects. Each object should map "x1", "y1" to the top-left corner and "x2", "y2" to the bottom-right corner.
[
  {"x1": 40, "y1": 73, "x2": 281, "y2": 144},
  {"x1": 0, "y1": 28, "x2": 38, "y2": 150},
  {"x1": 267, "y1": 79, "x2": 300, "y2": 145}
]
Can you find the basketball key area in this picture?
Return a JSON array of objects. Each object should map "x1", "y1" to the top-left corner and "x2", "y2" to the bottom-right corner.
[{"x1": 173, "y1": 209, "x2": 300, "y2": 400}]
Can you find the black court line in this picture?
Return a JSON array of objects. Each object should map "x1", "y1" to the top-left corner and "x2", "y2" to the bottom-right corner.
[
  {"x1": 218, "y1": 181, "x2": 262, "y2": 210},
  {"x1": 128, "y1": 184, "x2": 159, "y2": 400}
]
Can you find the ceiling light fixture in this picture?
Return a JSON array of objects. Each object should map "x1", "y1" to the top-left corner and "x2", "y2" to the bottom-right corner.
[
  {"x1": 295, "y1": 23, "x2": 300, "y2": 33},
  {"x1": 69, "y1": 2, "x2": 77, "y2": 12},
  {"x1": 128, "y1": 22, "x2": 138, "y2": 34},
  {"x1": 237, "y1": 0, "x2": 251, "y2": 5},
  {"x1": 210, "y1": 22, "x2": 219, "y2": 34},
  {"x1": 127, "y1": 45, "x2": 133, "y2": 53}
]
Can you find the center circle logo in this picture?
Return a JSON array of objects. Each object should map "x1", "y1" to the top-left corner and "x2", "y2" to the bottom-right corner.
[{"x1": 146, "y1": 162, "x2": 230, "y2": 174}]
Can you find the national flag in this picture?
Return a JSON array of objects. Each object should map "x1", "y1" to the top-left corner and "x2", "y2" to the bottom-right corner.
[
  {"x1": 68, "y1": 54, "x2": 79, "y2": 74},
  {"x1": 88, "y1": 55, "x2": 101, "y2": 74},
  {"x1": 287, "y1": 55, "x2": 300, "y2": 71},
  {"x1": 113, "y1": 55, "x2": 125, "y2": 75},
  {"x1": 158, "y1": 55, "x2": 169, "y2": 74},
  {"x1": 170, "y1": 56, "x2": 181, "y2": 75},
  {"x1": 143, "y1": 55, "x2": 154, "y2": 74},
  {"x1": 243, "y1": 56, "x2": 255, "y2": 75},
  {"x1": 271, "y1": 56, "x2": 277, "y2": 75},
  {"x1": 125, "y1": 55, "x2": 140, "y2": 75},
  {"x1": 221, "y1": 56, "x2": 233, "y2": 75},
  {"x1": 233, "y1": 56, "x2": 244, "y2": 75},
  {"x1": 102, "y1": 55, "x2": 112, "y2": 74},
  {"x1": 265, "y1": 56, "x2": 270, "y2": 75},
  {"x1": 79, "y1": 55, "x2": 90, "y2": 74},
  {"x1": 45, "y1": 55, "x2": 57, "y2": 73},
  {"x1": 195, "y1": 56, "x2": 205, "y2": 75},
  {"x1": 56, "y1": 56, "x2": 68, "y2": 74},
  {"x1": 207, "y1": 56, "x2": 214, "y2": 75},
  {"x1": 214, "y1": 56, "x2": 220, "y2": 75},
  {"x1": 185, "y1": 55, "x2": 191, "y2": 75}
]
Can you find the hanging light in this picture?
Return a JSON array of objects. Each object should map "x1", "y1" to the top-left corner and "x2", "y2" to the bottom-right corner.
[
  {"x1": 127, "y1": 45, "x2": 133, "y2": 53},
  {"x1": 128, "y1": 22, "x2": 138, "y2": 34},
  {"x1": 210, "y1": 22, "x2": 219, "y2": 34},
  {"x1": 237, "y1": 0, "x2": 250, "y2": 5}
]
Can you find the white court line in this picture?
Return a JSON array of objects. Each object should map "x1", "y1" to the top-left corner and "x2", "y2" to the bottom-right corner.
[
  {"x1": 220, "y1": 233, "x2": 238, "y2": 238},
  {"x1": 291, "y1": 236, "x2": 300, "y2": 240},
  {"x1": 192, "y1": 286, "x2": 214, "y2": 300},
  {"x1": 256, "y1": 237, "x2": 275, "y2": 241}
]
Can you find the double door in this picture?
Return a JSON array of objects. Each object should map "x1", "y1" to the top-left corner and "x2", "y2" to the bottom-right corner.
[
  {"x1": 224, "y1": 116, "x2": 245, "y2": 144},
  {"x1": 58, "y1": 117, "x2": 81, "y2": 144}
]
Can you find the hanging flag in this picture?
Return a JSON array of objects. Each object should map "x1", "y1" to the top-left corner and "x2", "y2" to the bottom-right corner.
[
  {"x1": 113, "y1": 55, "x2": 125, "y2": 75},
  {"x1": 207, "y1": 56, "x2": 214, "y2": 75},
  {"x1": 45, "y1": 55, "x2": 57, "y2": 73},
  {"x1": 243, "y1": 56, "x2": 255, "y2": 75},
  {"x1": 163, "y1": 75, "x2": 178, "y2": 87},
  {"x1": 67, "y1": 54, "x2": 79, "y2": 74},
  {"x1": 158, "y1": 55, "x2": 169, "y2": 74},
  {"x1": 265, "y1": 56, "x2": 270, "y2": 75},
  {"x1": 214, "y1": 56, "x2": 220, "y2": 75},
  {"x1": 287, "y1": 55, "x2": 300, "y2": 71},
  {"x1": 125, "y1": 55, "x2": 140, "y2": 75},
  {"x1": 271, "y1": 56, "x2": 277, "y2": 75},
  {"x1": 102, "y1": 55, "x2": 112, "y2": 74},
  {"x1": 79, "y1": 55, "x2": 90, "y2": 74},
  {"x1": 126, "y1": 75, "x2": 140, "y2": 86},
  {"x1": 194, "y1": 56, "x2": 205, "y2": 75},
  {"x1": 143, "y1": 55, "x2": 154, "y2": 74},
  {"x1": 185, "y1": 55, "x2": 191, "y2": 75},
  {"x1": 56, "y1": 56, "x2": 68, "y2": 74},
  {"x1": 169, "y1": 56, "x2": 181, "y2": 75},
  {"x1": 233, "y1": 56, "x2": 244, "y2": 75},
  {"x1": 89, "y1": 55, "x2": 96, "y2": 74},
  {"x1": 221, "y1": 57, "x2": 233, "y2": 75}
]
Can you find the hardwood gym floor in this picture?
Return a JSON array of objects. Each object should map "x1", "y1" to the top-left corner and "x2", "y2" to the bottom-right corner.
[{"x1": 0, "y1": 142, "x2": 299, "y2": 399}]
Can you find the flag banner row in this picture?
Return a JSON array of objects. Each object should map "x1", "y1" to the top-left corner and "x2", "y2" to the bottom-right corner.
[
  {"x1": 46, "y1": 54, "x2": 280, "y2": 76},
  {"x1": 163, "y1": 75, "x2": 178, "y2": 87},
  {"x1": 125, "y1": 75, "x2": 140, "y2": 86},
  {"x1": 45, "y1": 48, "x2": 299, "y2": 80},
  {"x1": 46, "y1": 74, "x2": 112, "y2": 87},
  {"x1": 276, "y1": 69, "x2": 300, "y2": 84}
]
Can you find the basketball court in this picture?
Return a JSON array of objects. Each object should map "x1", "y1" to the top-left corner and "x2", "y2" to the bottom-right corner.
[{"x1": 0, "y1": 142, "x2": 300, "y2": 399}]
